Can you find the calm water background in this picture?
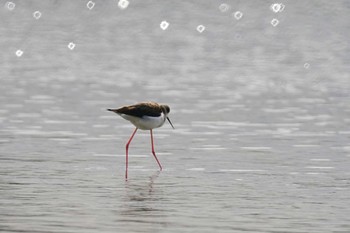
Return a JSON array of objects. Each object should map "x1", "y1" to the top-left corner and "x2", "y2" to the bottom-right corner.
[{"x1": 1, "y1": 1, "x2": 350, "y2": 232}]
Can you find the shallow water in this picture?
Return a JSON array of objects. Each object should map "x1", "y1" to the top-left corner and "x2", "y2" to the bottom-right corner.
[{"x1": 1, "y1": 1, "x2": 350, "y2": 232}]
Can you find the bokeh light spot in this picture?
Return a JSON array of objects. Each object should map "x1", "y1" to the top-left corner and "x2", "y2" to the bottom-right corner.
[{"x1": 160, "y1": 21, "x2": 169, "y2": 30}]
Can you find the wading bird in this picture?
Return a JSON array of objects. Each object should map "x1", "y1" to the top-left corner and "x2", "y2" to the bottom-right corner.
[{"x1": 108, "y1": 102, "x2": 174, "y2": 179}]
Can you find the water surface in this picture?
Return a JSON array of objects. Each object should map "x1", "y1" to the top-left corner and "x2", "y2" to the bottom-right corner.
[{"x1": 1, "y1": 1, "x2": 350, "y2": 232}]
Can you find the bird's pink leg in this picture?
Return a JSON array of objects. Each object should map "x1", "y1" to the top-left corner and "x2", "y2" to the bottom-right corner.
[
  {"x1": 150, "y1": 129, "x2": 162, "y2": 171},
  {"x1": 125, "y1": 128, "x2": 138, "y2": 179}
]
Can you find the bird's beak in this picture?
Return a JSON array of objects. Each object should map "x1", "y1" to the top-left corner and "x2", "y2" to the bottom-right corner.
[{"x1": 167, "y1": 117, "x2": 175, "y2": 129}]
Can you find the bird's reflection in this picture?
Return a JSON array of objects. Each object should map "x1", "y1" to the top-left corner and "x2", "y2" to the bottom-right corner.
[
  {"x1": 121, "y1": 171, "x2": 164, "y2": 216},
  {"x1": 125, "y1": 170, "x2": 160, "y2": 197},
  {"x1": 117, "y1": 170, "x2": 169, "y2": 229}
]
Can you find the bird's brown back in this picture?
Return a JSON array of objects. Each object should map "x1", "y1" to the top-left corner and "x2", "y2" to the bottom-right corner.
[{"x1": 109, "y1": 102, "x2": 163, "y2": 118}]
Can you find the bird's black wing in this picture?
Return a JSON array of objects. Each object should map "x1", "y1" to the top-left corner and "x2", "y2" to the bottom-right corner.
[{"x1": 115, "y1": 103, "x2": 162, "y2": 117}]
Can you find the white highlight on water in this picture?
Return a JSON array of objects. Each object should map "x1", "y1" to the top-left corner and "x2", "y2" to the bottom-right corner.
[
  {"x1": 187, "y1": 168, "x2": 205, "y2": 171},
  {"x1": 306, "y1": 166, "x2": 334, "y2": 169},
  {"x1": 160, "y1": 21, "x2": 169, "y2": 30},
  {"x1": 33, "y1": 11, "x2": 42, "y2": 19},
  {"x1": 219, "y1": 3, "x2": 230, "y2": 13},
  {"x1": 270, "y1": 3, "x2": 285, "y2": 13},
  {"x1": 240, "y1": 146, "x2": 272, "y2": 151},
  {"x1": 6, "y1": 1, "x2": 15, "y2": 10},
  {"x1": 310, "y1": 159, "x2": 331, "y2": 161},
  {"x1": 233, "y1": 11, "x2": 243, "y2": 20},
  {"x1": 118, "y1": 0, "x2": 129, "y2": 9},
  {"x1": 304, "y1": 63, "x2": 310, "y2": 69},
  {"x1": 271, "y1": 18, "x2": 279, "y2": 27},
  {"x1": 87, "y1": 1, "x2": 95, "y2": 10},
  {"x1": 68, "y1": 42, "x2": 76, "y2": 50},
  {"x1": 220, "y1": 169, "x2": 267, "y2": 173},
  {"x1": 196, "y1": 25, "x2": 205, "y2": 33},
  {"x1": 293, "y1": 144, "x2": 319, "y2": 148},
  {"x1": 15, "y1": 50, "x2": 23, "y2": 57}
]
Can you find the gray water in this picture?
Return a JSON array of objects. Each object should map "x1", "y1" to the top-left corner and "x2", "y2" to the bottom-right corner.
[{"x1": 1, "y1": 1, "x2": 350, "y2": 232}]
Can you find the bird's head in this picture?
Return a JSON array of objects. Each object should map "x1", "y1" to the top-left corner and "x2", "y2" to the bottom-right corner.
[{"x1": 161, "y1": 104, "x2": 174, "y2": 129}]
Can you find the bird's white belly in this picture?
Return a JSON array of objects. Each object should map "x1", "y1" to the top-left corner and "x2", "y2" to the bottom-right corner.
[{"x1": 121, "y1": 114, "x2": 165, "y2": 130}]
